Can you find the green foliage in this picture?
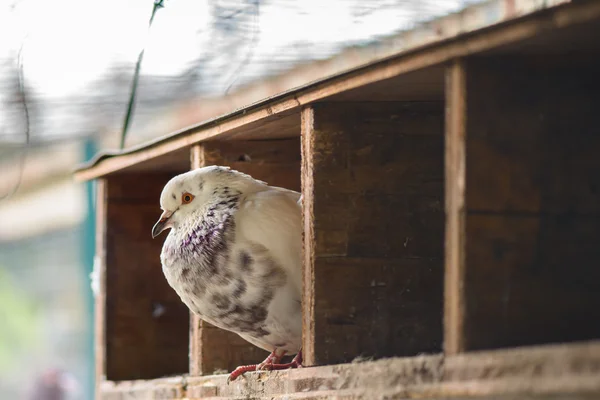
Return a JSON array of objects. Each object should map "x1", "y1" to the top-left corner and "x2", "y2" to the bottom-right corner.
[{"x1": 0, "y1": 267, "x2": 41, "y2": 371}]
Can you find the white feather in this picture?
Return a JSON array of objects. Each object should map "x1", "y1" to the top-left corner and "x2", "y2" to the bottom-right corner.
[{"x1": 156, "y1": 166, "x2": 303, "y2": 354}]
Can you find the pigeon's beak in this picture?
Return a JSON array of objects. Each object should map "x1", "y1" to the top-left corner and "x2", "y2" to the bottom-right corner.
[{"x1": 152, "y1": 210, "x2": 173, "y2": 238}]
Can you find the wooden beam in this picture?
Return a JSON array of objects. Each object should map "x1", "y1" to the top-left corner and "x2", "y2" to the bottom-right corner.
[
  {"x1": 300, "y1": 106, "x2": 316, "y2": 366},
  {"x1": 75, "y1": 0, "x2": 600, "y2": 182},
  {"x1": 190, "y1": 143, "x2": 204, "y2": 169},
  {"x1": 94, "y1": 179, "x2": 107, "y2": 400},
  {"x1": 444, "y1": 59, "x2": 467, "y2": 355}
]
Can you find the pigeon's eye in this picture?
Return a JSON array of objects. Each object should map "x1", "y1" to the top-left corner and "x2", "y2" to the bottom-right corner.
[{"x1": 182, "y1": 192, "x2": 195, "y2": 204}]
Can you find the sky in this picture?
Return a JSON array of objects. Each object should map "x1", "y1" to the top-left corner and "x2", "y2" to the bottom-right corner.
[
  {"x1": 0, "y1": 0, "x2": 473, "y2": 143},
  {"x1": 1, "y1": 0, "x2": 469, "y2": 95}
]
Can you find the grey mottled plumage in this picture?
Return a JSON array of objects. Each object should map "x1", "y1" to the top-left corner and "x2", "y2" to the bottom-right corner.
[{"x1": 153, "y1": 166, "x2": 302, "y2": 368}]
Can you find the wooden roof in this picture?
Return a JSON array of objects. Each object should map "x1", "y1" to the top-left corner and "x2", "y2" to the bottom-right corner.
[{"x1": 74, "y1": 0, "x2": 600, "y2": 181}]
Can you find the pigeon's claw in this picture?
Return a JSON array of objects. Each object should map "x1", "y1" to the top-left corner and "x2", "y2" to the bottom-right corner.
[
  {"x1": 257, "y1": 349, "x2": 284, "y2": 371},
  {"x1": 268, "y1": 350, "x2": 303, "y2": 370},
  {"x1": 227, "y1": 364, "x2": 258, "y2": 383},
  {"x1": 227, "y1": 350, "x2": 280, "y2": 383},
  {"x1": 227, "y1": 350, "x2": 303, "y2": 383}
]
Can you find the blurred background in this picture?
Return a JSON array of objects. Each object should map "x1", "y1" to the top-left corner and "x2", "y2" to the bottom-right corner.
[{"x1": 0, "y1": 0, "x2": 481, "y2": 398}]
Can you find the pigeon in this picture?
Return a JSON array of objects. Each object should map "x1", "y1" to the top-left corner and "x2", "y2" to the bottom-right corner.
[{"x1": 152, "y1": 166, "x2": 303, "y2": 381}]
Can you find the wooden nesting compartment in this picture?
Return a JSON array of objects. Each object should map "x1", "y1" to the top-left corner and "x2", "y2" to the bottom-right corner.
[
  {"x1": 446, "y1": 55, "x2": 600, "y2": 353},
  {"x1": 301, "y1": 101, "x2": 445, "y2": 366},
  {"x1": 75, "y1": 1, "x2": 600, "y2": 398},
  {"x1": 95, "y1": 153, "x2": 191, "y2": 382}
]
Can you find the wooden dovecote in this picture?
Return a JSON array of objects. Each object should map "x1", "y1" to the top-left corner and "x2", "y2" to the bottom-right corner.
[{"x1": 75, "y1": 1, "x2": 600, "y2": 398}]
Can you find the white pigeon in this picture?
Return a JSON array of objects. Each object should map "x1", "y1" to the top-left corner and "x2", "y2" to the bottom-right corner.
[{"x1": 152, "y1": 166, "x2": 303, "y2": 381}]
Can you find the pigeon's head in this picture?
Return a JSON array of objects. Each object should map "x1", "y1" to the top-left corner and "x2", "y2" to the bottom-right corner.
[{"x1": 151, "y1": 165, "x2": 264, "y2": 238}]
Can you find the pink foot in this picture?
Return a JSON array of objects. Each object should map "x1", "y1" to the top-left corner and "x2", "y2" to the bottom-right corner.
[{"x1": 227, "y1": 350, "x2": 303, "y2": 383}]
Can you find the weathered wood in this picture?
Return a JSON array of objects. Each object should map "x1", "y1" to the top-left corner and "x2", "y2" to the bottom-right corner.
[
  {"x1": 101, "y1": 340, "x2": 600, "y2": 400},
  {"x1": 462, "y1": 57, "x2": 600, "y2": 351},
  {"x1": 301, "y1": 106, "x2": 317, "y2": 367},
  {"x1": 302, "y1": 102, "x2": 445, "y2": 366},
  {"x1": 101, "y1": 377, "x2": 185, "y2": 400},
  {"x1": 444, "y1": 59, "x2": 467, "y2": 355},
  {"x1": 202, "y1": 138, "x2": 300, "y2": 165},
  {"x1": 191, "y1": 317, "x2": 271, "y2": 376},
  {"x1": 104, "y1": 173, "x2": 190, "y2": 380},
  {"x1": 189, "y1": 140, "x2": 301, "y2": 375},
  {"x1": 94, "y1": 179, "x2": 107, "y2": 400},
  {"x1": 75, "y1": 0, "x2": 600, "y2": 182}
]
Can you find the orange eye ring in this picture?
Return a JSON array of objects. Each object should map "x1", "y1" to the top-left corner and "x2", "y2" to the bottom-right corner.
[{"x1": 182, "y1": 192, "x2": 195, "y2": 204}]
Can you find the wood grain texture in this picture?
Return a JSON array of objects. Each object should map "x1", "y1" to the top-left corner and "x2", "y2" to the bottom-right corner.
[
  {"x1": 301, "y1": 106, "x2": 316, "y2": 366},
  {"x1": 94, "y1": 179, "x2": 107, "y2": 400},
  {"x1": 302, "y1": 102, "x2": 445, "y2": 366},
  {"x1": 101, "y1": 340, "x2": 600, "y2": 400},
  {"x1": 104, "y1": 173, "x2": 190, "y2": 380},
  {"x1": 444, "y1": 59, "x2": 467, "y2": 355},
  {"x1": 463, "y1": 57, "x2": 600, "y2": 351},
  {"x1": 189, "y1": 140, "x2": 302, "y2": 375}
]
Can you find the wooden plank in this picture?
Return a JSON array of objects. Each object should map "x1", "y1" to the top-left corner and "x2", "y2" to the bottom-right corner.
[
  {"x1": 94, "y1": 179, "x2": 107, "y2": 400},
  {"x1": 75, "y1": 0, "x2": 600, "y2": 182},
  {"x1": 313, "y1": 257, "x2": 443, "y2": 363},
  {"x1": 104, "y1": 173, "x2": 190, "y2": 380},
  {"x1": 300, "y1": 106, "x2": 316, "y2": 366},
  {"x1": 302, "y1": 102, "x2": 445, "y2": 366},
  {"x1": 465, "y1": 214, "x2": 600, "y2": 350},
  {"x1": 190, "y1": 143, "x2": 204, "y2": 169},
  {"x1": 462, "y1": 57, "x2": 600, "y2": 351},
  {"x1": 193, "y1": 319, "x2": 270, "y2": 376},
  {"x1": 444, "y1": 59, "x2": 467, "y2": 355},
  {"x1": 101, "y1": 377, "x2": 185, "y2": 400},
  {"x1": 202, "y1": 138, "x2": 300, "y2": 165},
  {"x1": 101, "y1": 340, "x2": 600, "y2": 400},
  {"x1": 465, "y1": 58, "x2": 600, "y2": 215},
  {"x1": 188, "y1": 141, "x2": 302, "y2": 375}
]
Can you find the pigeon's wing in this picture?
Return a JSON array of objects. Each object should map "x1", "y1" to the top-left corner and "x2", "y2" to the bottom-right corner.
[{"x1": 235, "y1": 187, "x2": 302, "y2": 291}]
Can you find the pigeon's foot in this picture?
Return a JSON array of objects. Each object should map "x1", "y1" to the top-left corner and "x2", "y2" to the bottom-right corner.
[
  {"x1": 264, "y1": 350, "x2": 303, "y2": 371},
  {"x1": 227, "y1": 364, "x2": 258, "y2": 383},
  {"x1": 256, "y1": 349, "x2": 284, "y2": 370},
  {"x1": 227, "y1": 350, "x2": 303, "y2": 383}
]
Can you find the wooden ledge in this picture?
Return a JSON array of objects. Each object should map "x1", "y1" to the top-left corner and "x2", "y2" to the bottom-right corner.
[{"x1": 100, "y1": 340, "x2": 600, "y2": 399}]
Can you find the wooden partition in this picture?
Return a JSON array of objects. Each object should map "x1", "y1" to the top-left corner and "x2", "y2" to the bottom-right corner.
[
  {"x1": 188, "y1": 138, "x2": 302, "y2": 375},
  {"x1": 301, "y1": 102, "x2": 445, "y2": 366},
  {"x1": 444, "y1": 56, "x2": 600, "y2": 353},
  {"x1": 97, "y1": 173, "x2": 190, "y2": 383}
]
